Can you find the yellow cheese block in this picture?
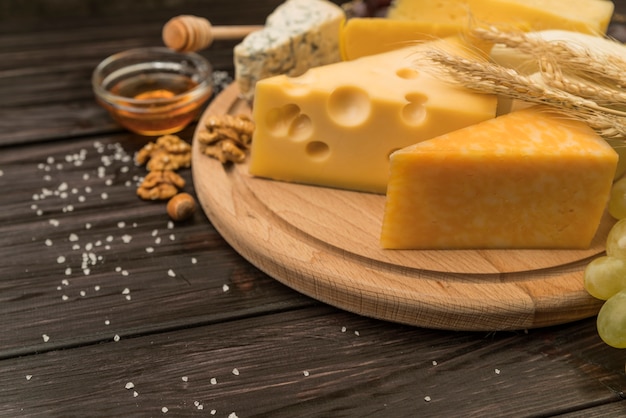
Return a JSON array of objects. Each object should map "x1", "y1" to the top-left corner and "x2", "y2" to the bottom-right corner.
[
  {"x1": 388, "y1": 0, "x2": 614, "y2": 35},
  {"x1": 380, "y1": 106, "x2": 618, "y2": 249},
  {"x1": 248, "y1": 37, "x2": 497, "y2": 194},
  {"x1": 340, "y1": 18, "x2": 467, "y2": 60}
]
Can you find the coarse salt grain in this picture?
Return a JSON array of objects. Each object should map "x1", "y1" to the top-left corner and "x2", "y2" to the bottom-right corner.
[
  {"x1": 125, "y1": 382, "x2": 134, "y2": 389},
  {"x1": 232, "y1": 368, "x2": 239, "y2": 376},
  {"x1": 45, "y1": 239, "x2": 53, "y2": 246},
  {"x1": 25, "y1": 375, "x2": 32, "y2": 380},
  {"x1": 182, "y1": 376, "x2": 188, "y2": 382},
  {"x1": 222, "y1": 284, "x2": 229, "y2": 292},
  {"x1": 228, "y1": 413, "x2": 238, "y2": 418},
  {"x1": 161, "y1": 407, "x2": 168, "y2": 413},
  {"x1": 62, "y1": 295, "x2": 69, "y2": 301},
  {"x1": 114, "y1": 334, "x2": 120, "y2": 342},
  {"x1": 303, "y1": 371, "x2": 310, "y2": 377},
  {"x1": 167, "y1": 269, "x2": 176, "y2": 278},
  {"x1": 133, "y1": 391, "x2": 139, "y2": 397},
  {"x1": 341, "y1": 326, "x2": 347, "y2": 333},
  {"x1": 424, "y1": 396, "x2": 431, "y2": 402},
  {"x1": 146, "y1": 247, "x2": 154, "y2": 253},
  {"x1": 42, "y1": 334, "x2": 50, "y2": 342},
  {"x1": 354, "y1": 331, "x2": 360, "y2": 336},
  {"x1": 105, "y1": 320, "x2": 110, "y2": 325},
  {"x1": 432, "y1": 360, "x2": 438, "y2": 366},
  {"x1": 191, "y1": 257, "x2": 197, "y2": 264},
  {"x1": 210, "y1": 377, "x2": 217, "y2": 385},
  {"x1": 56, "y1": 256, "x2": 66, "y2": 264},
  {"x1": 495, "y1": 368, "x2": 501, "y2": 375}
]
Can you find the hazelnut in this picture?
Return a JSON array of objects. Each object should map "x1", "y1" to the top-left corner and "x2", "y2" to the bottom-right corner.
[{"x1": 167, "y1": 192, "x2": 196, "y2": 221}]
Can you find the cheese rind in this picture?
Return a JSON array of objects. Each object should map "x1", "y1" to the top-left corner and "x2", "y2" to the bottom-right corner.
[
  {"x1": 249, "y1": 38, "x2": 498, "y2": 194},
  {"x1": 233, "y1": 0, "x2": 344, "y2": 102},
  {"x1": 380, "y1": 106, "x2": 618, "y2": 249},
  {"x1": 388, "y1": 0, "x2": 614, "y2": 35}
]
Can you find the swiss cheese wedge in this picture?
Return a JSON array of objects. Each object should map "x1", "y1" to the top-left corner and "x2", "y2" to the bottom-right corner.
[
  {"x1": 380, "y1": 107, "x2": 618, "y2": 250},
  {"x1": 249, "y1": 37, "x2": 497, "y2": 194}
]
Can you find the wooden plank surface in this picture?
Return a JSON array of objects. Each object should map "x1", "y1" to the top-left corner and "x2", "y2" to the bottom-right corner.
[
  {"x1": 1, "y1": 307, "x2": 624, "y2": 417},
  {"x1": 0, "y1": 0, "x2": 625, "y2": 416}
]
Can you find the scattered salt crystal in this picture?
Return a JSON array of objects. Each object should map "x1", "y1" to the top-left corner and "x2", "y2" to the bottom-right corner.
[
  {"x1": 354, "y1": 331, "x2": 360, "y2": 336},
  {"x1": 232, "y1": 368, "x2": 240, "y2": 376},
  {"x1": 191, "y1": 257, "x2": 197, "y2": 264},
  {"x1": 107, "y1": 235, "x2": 116, "y2": 242},
  {"x1": 155, "y1": 237, "x2": 162, "y2": 245},
  {"x1": 114, "y1": 334, "x2": 120, "y2": 342},
  {"x1": 83, "y1": 269, "x2": 91, "y2": 276},
  {"x1": 94, "y1": 285, "x2": 101, "y2": 291},
  {"x1": 167, "y1": 269, "x2": 176, "y2": 278},
  {"x1": 56, "y1": 256, "x2": 66, "y2": 264},
  {"x1": 62, "y1": 279, "x2": 69, "y2": 286},
  {"x1": 49, "y1": 219, "x2": 60, "y2": 227},
  {"x1": 117, "y1": 221, "x2": 126, "y2": 228},
  {"x1": 125, "y1": 295, "x2": 131, "y2": 301},
  {"x1": 85, "y1": 223, "x2": 92, "y2": 230},
  {"x1": 122, "y1": 288, "x2": 130, "y2": 295},
  {"x1": 45, "y1": 239, "x2": 53, "y2": 246},
  {"x1": 167, "y1": 221, "x2": 174, "y2": 229},
  {"x1": 432, "y1": 360, "x2": 438, "y2": 366},
  {"x1": 303, "y1": 371, "x2": 310, "y2": 377},
  {"x1": 161, "y1": 407, "x2": 168, "y2": 413},
  {"x1": 62, "y1": 295, "x2": 69, "y2": 301},
  {"x1": 169, "y1": 234, "x2": 175, "y2": 241},
  {"x1": 65, "y1": 267, "x2": 72, "y2": 276},
  {"x1": 133, "y1": 391, "x2": 138, "y2": 397},
  {"x1": 210, "y1": 377, "x2": 217, "y2": 385},
  {"x1": 194, "y1": 401, "x2": 200, "y2": 407},
  {"x1": 69, "y1": 233, "x2": 79, "y2": 242},
  {"x1": 210, "y1": 410, "x2": 216, "y2": 415},
  {"x1": 228, "y1": 413, "x2": 238, "y2": 418},
  {"x1": 125, "y1": 382, "x2": 134, "y2": 389},
  {"x1": 101, "y1": 193, "x2": 108, "y2": 200},
  {"x1": 495, "y1": 368, "x2": 501, "y2": 375},
  {"x1": 105, "y1": 320, "x2": 110, "y2": 325},
  {"x1": 145, "y1": 247, "x2": 154, "y2": 253},
  {"x1": 424, "y1": 396, "x2": 431, "y2": 402},
  {"x1": 182, "y1": 376, "x2": 188, "y2": 382},
  {"x1": 115, "y1": 266, "x2": 122, "y2": 272},
  {"x1": 122, "y1": 270, "x2": 129, "y2": 276},
  {"x1": 121, "y1": 235, "x2": 132, "y2": 243},
  {"x1": 341, "y1": 326, "x2": 347, "y2": 333},
  {"x1": 25, "y1": 375, "x2": 32, "y2": 381},
  {"x1": 197, "y1": 405, "x2": 204, "y2": 410},
  {"x1": 151, "y1": 229, "x2": 159, "y2": 237},
  {"x1": 80, "y1": 291, "x2": 86, "y2": 297},
  {"x1": 222, "y1": 284, "x2": 229, "y2": 292},
  {"x1": 42, "y1": 334, "x2": 50, "y2": 342}
]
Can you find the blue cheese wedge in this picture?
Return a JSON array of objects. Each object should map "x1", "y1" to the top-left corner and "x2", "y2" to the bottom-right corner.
[{"x1": 234, "y1": 0, "x2": 344, "y2": 102}]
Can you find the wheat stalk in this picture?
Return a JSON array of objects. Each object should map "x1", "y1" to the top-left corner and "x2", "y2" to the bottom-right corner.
[
  {"x1": 472, "y1": 26, "x2": 626, "y2": 87},
  {"x1": 422, "y1": 49, "x2": 626, "y2": 137},
  {"x1": 419, "y1": 26, "x2": 626, "y2": 138}
]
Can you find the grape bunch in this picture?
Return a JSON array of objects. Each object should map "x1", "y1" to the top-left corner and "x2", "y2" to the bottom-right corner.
[{"x1": 584, "y1": 175, "x2": 626, "y2": 348}]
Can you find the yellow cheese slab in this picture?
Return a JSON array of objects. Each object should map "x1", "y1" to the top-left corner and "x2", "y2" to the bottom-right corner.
[
  {"x1": 381, "y1": 107, "x2": 618, "y2": 249},
  {"x1": 388, "y1": 0, "x2": 614, "y2": 35},
  {"x1": 249, "y1": 37, "x2": 497, "y2": 194},
  {"x1": 340, "y1": 18, "x2": 467, "y2": 60}
]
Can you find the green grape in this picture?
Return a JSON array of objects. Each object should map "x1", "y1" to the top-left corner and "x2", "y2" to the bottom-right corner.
[
  {"x1": 606, "y1": 138, "x2": 626, "y2": 181},
  {"x1": 596, "y1": 290, "x2": 626, "y2": 348},
  {"x1": 584, "y1": 255, "x2": 626, "y2": 300},
  {"x1": 609, "y1": 176, "x2": 626, "y2": 220},
  {"x1": 605, "y1": 218, "x2": 626, "y2": 259}
]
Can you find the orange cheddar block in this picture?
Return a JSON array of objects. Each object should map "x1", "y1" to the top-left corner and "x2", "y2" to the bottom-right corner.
[{"x1": 380, "y1": 107, "x2": 618, "y2": 249}]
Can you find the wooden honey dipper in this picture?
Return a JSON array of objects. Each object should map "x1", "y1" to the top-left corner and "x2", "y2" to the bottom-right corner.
[{"x1": 162, "y1": 15, "x2": 263, "y2": 52}]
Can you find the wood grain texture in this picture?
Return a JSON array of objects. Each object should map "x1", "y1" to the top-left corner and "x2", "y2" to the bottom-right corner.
[
  {"x1": 192, "y1": 83, "x2": 610, "y2": 331},
  {"x1": 1, "y1": 306, "x2": 624, "y2": 418}
]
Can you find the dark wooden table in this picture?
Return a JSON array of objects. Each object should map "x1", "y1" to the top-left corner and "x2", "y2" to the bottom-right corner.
[{"x1": 1, "y1": 1, "x2": 625, "y2": 416}]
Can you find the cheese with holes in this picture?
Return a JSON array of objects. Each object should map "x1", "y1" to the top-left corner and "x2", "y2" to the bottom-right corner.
[
  {"x1": 388, "y1": 0, "x2": 614, "y2": 35},
  {"x1": 340, "y1": 18, "x2": 467, "y2": 60},
  {"x1": 233, "y1": 0, "x2": 344, "y2": 102},
  {"x1": 248, "y1": 38, "x2": 497, "y2": 194},
  {"x1": 380, "y1": 106, "x2": 618, "y2": 249}
]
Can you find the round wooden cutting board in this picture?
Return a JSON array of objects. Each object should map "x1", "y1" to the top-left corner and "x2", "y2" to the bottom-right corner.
[{"x1": 191, "y1": 83, "x2": 613, "y2": 331}]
